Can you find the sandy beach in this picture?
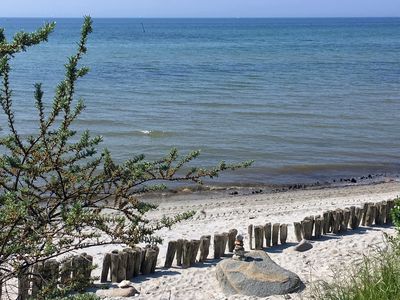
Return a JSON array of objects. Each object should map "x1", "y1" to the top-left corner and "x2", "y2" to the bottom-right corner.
[{"x1": 81, "y1": 180, "x2": 400, "y2": 300}]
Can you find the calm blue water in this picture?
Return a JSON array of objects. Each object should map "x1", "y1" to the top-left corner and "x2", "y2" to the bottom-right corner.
[{"x1": 1, "y1": 18, "x2": 400, "y2": 184}]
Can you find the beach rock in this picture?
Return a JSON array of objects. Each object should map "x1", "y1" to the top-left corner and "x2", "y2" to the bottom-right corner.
[
  {"x1": 96, "y1": 286, "x2": 139, "y2": 297},
  {"x1": 293, "y1": 240, "x2": 313, "y2": 252},
  {"x1": 216, "y1": 250, "x2": 302, "y2": 297},
  {"x1": 118, "y1": 280, "x2": 133, "y2": 288}
]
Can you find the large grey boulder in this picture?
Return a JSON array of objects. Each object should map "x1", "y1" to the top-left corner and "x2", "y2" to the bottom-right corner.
[{"x1": 216, "y1": 250, "x2": 302, "y2": 297}]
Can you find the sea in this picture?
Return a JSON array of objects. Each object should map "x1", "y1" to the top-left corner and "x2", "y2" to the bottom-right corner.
[{"x1": 0, "y1": 18, "x2": 400, "y2": 186}]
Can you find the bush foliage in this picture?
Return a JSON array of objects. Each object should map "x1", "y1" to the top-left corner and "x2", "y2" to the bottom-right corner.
[{"x1": 0, "y1": 16, "x2": 252, "y2": 298}]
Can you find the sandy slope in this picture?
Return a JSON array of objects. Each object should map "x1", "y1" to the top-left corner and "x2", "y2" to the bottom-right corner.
[{"x1": 88, "y1": 180, "x2": 400, "y2": 300}]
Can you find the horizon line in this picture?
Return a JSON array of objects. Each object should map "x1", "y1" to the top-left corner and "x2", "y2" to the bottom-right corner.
[{"x1": 1, "y1": 16, "x2": 399, "y2": 19}]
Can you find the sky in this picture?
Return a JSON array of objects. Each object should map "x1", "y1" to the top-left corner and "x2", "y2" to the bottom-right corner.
[{"x1": 1, "y1": 0, "x2": 399, "y2": 18}]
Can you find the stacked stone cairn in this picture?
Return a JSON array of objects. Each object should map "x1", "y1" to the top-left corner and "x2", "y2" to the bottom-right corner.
[
  {"x1": 232, "y1": 235, "x2": 245, "y2": 260},
  {"x1": 17, "y1": 253, "x2": 93, "y2": 300},
  {"x1": 293, "y1": 200, "x2": 395, "y2": 242},
  {"x1": 248, "y1": 223, "x2": 288, "y2": 250}
]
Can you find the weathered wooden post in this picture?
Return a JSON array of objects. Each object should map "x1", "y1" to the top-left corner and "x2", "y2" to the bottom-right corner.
[
  {"x1": 331, "y1": 210, "x2": 341, "y2": 233},
  {"x1": 366, "y1": 204, "x2": 376, "y2": 226},
  {"x1": 132, "y1": 247, "x2": 142, "y2": 277},
  {"x1": 213, "y1": 234, "x2": 225, "y2": 259},
  {"x1": 322, "y1": 211, "x2": 330, "y2": 234},
  {"x1": 142, "y1": 246, "x2": 158, "y2": 275},
  {"x1": 176, "y1": 239, "x2": 184, "y2": 266},
  {"x1": 327, "y1": 211, "x2": 334, "y2": 233},
  {"x1": 100, "y1": 253, "x2": 111, "y2": 283},
  {"x1": 150, "y1": 246, "x2": 159, "y2": 273},
  {"x1": 248, "y1": 224, "x2": 253, "y2": 250},
  {"x1": 301, "y1": 219, "x2": 313, "y2": 240},
  {"x1": 386, "y1": 200, "x2": 395, "y2": 224},
  {"x1": 18, "y1": 269, "x2": 30, "y2": 300},
  {"x1": 42, "y1": 259, "x2": 60, "y2": 291},
  {"x1": 31, "y1": 262, "x2": 44, "y2": 297},
  {"x1": 189, "y1": 240, "x2": 201, "y2": 265},
  {"x1": 341, "y1": 208, "x2": 350, "y2": 231},
  {"x1": 117, "y1": 251, "x2": 128, "y2": 282},
  {"x1": 374, "y1": 202, "x2": 382, "y2": 225},
  {"x1": 222, "y1": 232, "x2": 229, "y2": 256},
  {"x1": 123, "y1": 249, "x2": 135, "y2": 279},
  {"x1": 199, "y1": 235, "x2": 211, "y2": 262},
  {"x1": 228, "y1": 229, "x2": 238, "y2": 252},
  {"x1": 164, "y1": 241, "x2": 178, "y2": 268},
  {"x1": 60, "y1": 257, "x2": 73, "y2": 286},
  {"x1": 254, "y1": 225, "x2": 264, "y2": 249},
  {"x1": 294, "y1": 222, "x2": 303, "y2": 242},
  {"x1": 110, "y1": 250, "x2": 119, "y2": 283},
  {"x1": 280, "y1": 224, "x2": 288, "y2": 244},
  {"x1": 361, "y1": 202, "x2": 371, "y2": 226},
  {"x1": 314, "y1": 217, "x2": 322, "y2": 239},
  {"x1": 349, "y1": 206, "x2": 357, "y2": 229},
  {"x1": 264, "y1": 223, "x2": 272, "y2": 247},
  {"x1": 355, "y1": 207, "x2": 363, "y2": 227},
  {"x1": 272, "y1": 223, "x2": 280, "y2": 246},
  {"x1": 379, "y1": 202, "x2": 387, "y2": 225}
]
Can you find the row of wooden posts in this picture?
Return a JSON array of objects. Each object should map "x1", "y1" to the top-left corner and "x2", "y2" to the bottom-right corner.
[
  {"x1": 18, "y1": 253, "x2": 93, "y2": 300},
  {"x1": 247, "y1": 223, "x2": 288, "y2": 250},
  {"x1": 293, "y1": 200, "x2": 395, "y2": 241},
  {"x1": 101, "y1": 229, "x2": 241, "y2": 283}
]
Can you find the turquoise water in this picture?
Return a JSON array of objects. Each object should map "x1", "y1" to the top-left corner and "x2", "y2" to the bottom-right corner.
[{"x1": 1, "y1": 18, "x2": 400, "y2": 184}]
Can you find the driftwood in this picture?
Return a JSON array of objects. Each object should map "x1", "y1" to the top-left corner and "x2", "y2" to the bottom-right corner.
[
  {"x1": 254, "y1": 225, "x2": 264, "y2": 250},
  {"x1": 164, "y1": 241, "x2": 178, "y2": 268},
  {"x1": 293, "y1": 222, "x2": 303, "y2": 242},
  {"x1": 272, "y1": 223, "x2": 280, "y2": 246},
  {"x1": 248, "y1": 224, "x2": 253, "y2": 250},
  {"x1": 280, "y1": 224, "x2": 288, "y2": 244},
  {"x1": 228, "y1": 229, "x2": 238, "y2": 252},
  {"x1": 264, "y1": 223, "x2": 272, "y2": 247},
  {"x1": 199, "y1": 235, "x2": 211, "y2": 262},
  {"x1": 176, "y1": 239, "x2": 184, "y2": 266}
]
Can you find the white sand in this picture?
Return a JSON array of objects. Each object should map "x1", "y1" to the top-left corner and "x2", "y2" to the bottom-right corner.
[{"x1": 87, "y1": 181, "x2": 400, "y2": 300}]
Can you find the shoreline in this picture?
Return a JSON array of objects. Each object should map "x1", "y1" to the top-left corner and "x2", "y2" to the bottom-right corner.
[{"x1": 140, "y1": 171, "x2": 400, "y2": 203}]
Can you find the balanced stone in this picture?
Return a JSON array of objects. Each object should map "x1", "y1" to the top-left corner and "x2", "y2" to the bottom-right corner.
[{"x1": 216, "y1": 250, "x2": 302, "y2": 297}]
